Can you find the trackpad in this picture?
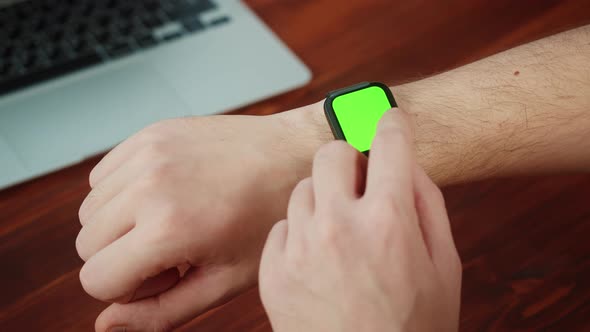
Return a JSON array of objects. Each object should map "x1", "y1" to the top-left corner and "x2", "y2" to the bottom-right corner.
[{"x1": 0, "y1": 62, "x2": 190, "y2": 175}]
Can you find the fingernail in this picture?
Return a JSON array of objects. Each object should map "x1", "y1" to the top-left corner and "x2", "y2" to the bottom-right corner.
[
  {"x1": 379, "y1": 109, "x2": 395, "y2": 126},
  {"x1": 388, "y1": 108, "x2": 399, "y2": 117},
  {"x1": 108, "y1": 327, "x2": 127, "y2": 332},
  {"x1": 383, "y1": 108, "x2": 396, "y2": 122}
]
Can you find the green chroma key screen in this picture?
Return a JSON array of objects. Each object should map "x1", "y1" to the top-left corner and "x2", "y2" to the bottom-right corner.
[{"x1": 325, "y1": 82, "x2": 396, "y2": 153}]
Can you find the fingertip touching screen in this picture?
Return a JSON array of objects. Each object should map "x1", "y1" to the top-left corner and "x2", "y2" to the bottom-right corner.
[{"x1": 331, "y1": 85, "x2": 394, "y2": 152}]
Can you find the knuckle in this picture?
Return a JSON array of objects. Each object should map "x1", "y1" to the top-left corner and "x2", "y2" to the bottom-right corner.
[
  {"x1": 283, "y1": 260, "x2": 302, "y2": 285},
  {"x1": 293, "y1": 177, "x2": 312, "y2": 195},
  {"x1": 269, "y1": 219, "x2": 287, "y2": 238},
  {"x1": 362, "y1": 197, "x2": 410, "y2": 241},
  {"x1": 318, "y1": 195, "x2": 347, "y2": 214},
  {"x1": 78, "y1": 202, "x2": 92, "y2": 225},
  {"x1": 135, "y1": 175, "x2": 159, "y2": 194},
  {"x1": 79, "y1": 264, "x2": 98, "y2": 299},
  {"x1": 88, "y1": 168, "x2": 101, "y2": 188},
  {"x1": 135, "y1": 165, "x2": 172, "y2": 193},
  {"x1": 75, "y1": 231, "x2": 89, "y2": 261},
  {"x1": 289, "y1": 178, "x2": 313, "y2": 211},
  {"x1": 316, "y1": 218, "x2": 344, "y2": 246},
  {"x1": 139, "y1": 151, "x2": 176, "y2": 183},
  {"x1": 89, "y1": 157, "x2": 113, "y2": 188},
  {"x1": 147, "y1": 202, "x2": 187, "y2": 243},
  {"x1": 147, "y1": 221, "x2": 177, "y2": 245},
  {"x1": 160, "y1": 201, "x2": 187, "y2": 224},
  {"x1": 264, "y1": 220, "x2": 287, "y2": 253},
  {"x1": 372, "y1": 186, "x2": 399, "y2": 200},
  {"x1": 363, "y1": 195, "x2": 397, "y2": 221},
  {"x1": 285, "y1": 244, "x2": 307, "y2": 273},
  {"x1": 78, "y1": 206, "x2": 88, "y2": 225},
  {"x1": 141, "y1": 141, "x2": 170, "y2": 160},
  {"x1": 78, "y1": 187, "x2": 103, "y2": 223},
  {"x1": 149, "y1": 162, "x2": 175, "y2": 181}
]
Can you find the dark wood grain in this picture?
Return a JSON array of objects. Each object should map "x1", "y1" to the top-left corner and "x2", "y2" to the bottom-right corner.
[{"x1": 1, "y1": 1, "x2": 590, "y2": 331}]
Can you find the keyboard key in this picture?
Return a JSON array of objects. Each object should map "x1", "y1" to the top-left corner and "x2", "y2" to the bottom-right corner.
[
  {"x1": 163, "y1": 31, "x2": 183, "y2": 41},
  {"x1": 0, "y1": 52, "x2": 102, "y2": 95},
  {"x1": 67, "y1": 37, "x2": 95, "y2": 55},
  {"x1": 118, "y1": 5, "x2": 136, "y2": 18},
  {"x1": 8, "y1": 26, "x2": 23, "y2": 39},
  {"x1": 143, "y1": 0, "x2": 161, "y2": 12},
  {"x1": 11, "y1": 44, "x2": 29, "y2": 61},
  {"x1": 93, "y1": 12, "x2": 113, "y2": 28},
  {"x1": 44, "y1": 45, "x2": 70, "y2": 63},
  {"x1": 80, "y1": 3, "x2": 96, "y2": 17},
  {"x1": 141, "y1": 13, "x2": 165, "y2": 29},
  {"x1": 47, "y1": 27, "x2": 66, "y2": 42},
  {"x1": 21, "y1": 54, "x2": 47, "y2": 72},
  {"x1": 0, "y1": 0, "x2": 227, "y2": 95},
  {"x1": 136, "y1": 34, "x2": 158, "y2": 48},
  {"x1": 20, "y1": 38, "x2": 40, "y2": 53},
  {"x1": 70, "y1": 21, "x2": 90, "y2": 35},
  {"x1": 93, "y1": 29, "x2": 113, "y2": 44},
  {"x1": 105, "y1": 39, "x2": 134, "y2": 58},
  {"x1": 182, "y1": 17, "x2": 204, "y2": 32},
  {"x1": 0, "y1": 60, "x2": 22, "y2": 79},
  {"x1": 209, "y1": 16, "x2": 230, "y2": 27},
  {"x1": 54, "y1": 9, "x2": 71, "y2": 24},
  {"x1": 103, "y1": 0, "x2": 117, "y2": 10},
  {"x1": 153, "y1": 22, "x2": 183, "y2": 40},
  {"x1": 118, "y1": 20, "x2": 148, "y2": 39},
  {"x1": 0, "y1": 45, "x2": 15, "y2": 58},
  {"x1": 165, "y1": 0, "x2": 216, "y2": 20}
]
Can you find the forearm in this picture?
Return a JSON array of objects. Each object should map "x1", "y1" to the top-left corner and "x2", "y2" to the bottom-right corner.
[
  {"x1": 279, "y1": 24, "x2": 590, "y2": 186},
  {"x1": 396, "y1": 24, "x2": 590, "y2": 184}
]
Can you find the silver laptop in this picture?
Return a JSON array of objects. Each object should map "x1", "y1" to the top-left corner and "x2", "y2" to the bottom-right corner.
[{"x1": 0, "y1": 0, "x2": 311, "y2": 189}]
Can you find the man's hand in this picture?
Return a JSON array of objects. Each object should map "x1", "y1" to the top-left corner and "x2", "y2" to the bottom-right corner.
[
  {"x1": 259, "y1": 110, "x2": 462, "y2": 332},
  {"x1": 76, "y1": 109, "x2": 328, "y2": 332}
]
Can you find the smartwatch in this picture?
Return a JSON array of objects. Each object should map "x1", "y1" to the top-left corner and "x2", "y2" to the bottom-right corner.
[{"x1": 324, "y1": 82, "x2": 397, "y2": 154}]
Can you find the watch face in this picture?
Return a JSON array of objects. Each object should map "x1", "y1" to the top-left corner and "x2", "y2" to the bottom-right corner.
[{"x1": 325, "y1": 82, "x2": 396, "y2": 153}]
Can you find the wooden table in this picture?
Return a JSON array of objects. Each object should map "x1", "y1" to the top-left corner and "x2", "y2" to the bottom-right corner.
[{"x1": 2, "y1": 1, "x2": 590, "y2": 331}]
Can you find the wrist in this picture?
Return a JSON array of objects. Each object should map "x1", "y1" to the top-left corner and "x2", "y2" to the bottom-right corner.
[
  {"x1": 272, "y1": 84, "x2": 474, "y2": 187},
  {"x1": 273, "y1": 100, "x2": 333, "y2": 180},
  {"x1": 273, "y1": 80, "x2": 488, "y2": 187}
]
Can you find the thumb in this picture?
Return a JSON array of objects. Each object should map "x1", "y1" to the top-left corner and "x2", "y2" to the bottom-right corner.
[{"x1": 95, "y1": 264, "x2": 254, "y2": 332}]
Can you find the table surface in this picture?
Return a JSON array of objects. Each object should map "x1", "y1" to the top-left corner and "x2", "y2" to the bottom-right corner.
[{"x1": 2, "y1": 1, "x2": 590, "y2": 331}]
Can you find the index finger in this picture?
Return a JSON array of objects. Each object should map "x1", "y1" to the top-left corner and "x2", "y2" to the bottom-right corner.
[{"x1": 365, "y1": 109, "x2": 416, "y2": 201}]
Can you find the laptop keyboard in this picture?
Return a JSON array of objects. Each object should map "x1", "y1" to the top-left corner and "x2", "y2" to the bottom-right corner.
[{"x1": 0, "y1": 0, "x2": 230, "y2": 96}]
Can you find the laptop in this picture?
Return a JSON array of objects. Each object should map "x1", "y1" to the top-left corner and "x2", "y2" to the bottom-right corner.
[{"x1": 0, "y1": 0, "x2": 311, "y2": 189}]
